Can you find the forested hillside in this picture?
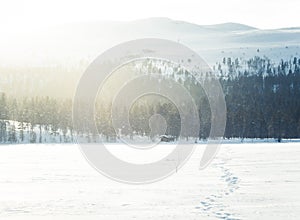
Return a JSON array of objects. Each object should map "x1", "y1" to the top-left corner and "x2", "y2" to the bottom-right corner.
[{"x1": 1, "y1": 56, "x2": 300, "y2": 143}]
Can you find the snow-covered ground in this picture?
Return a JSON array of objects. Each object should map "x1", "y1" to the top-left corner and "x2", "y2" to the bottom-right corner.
[{"x1": 0, "y1": 143, "x2": 299, "y2": 220}]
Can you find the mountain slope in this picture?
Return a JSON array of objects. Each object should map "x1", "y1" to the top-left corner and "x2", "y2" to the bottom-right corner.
[{"x1": 0, "y1": 18, "x2": 299, "y2": 66}]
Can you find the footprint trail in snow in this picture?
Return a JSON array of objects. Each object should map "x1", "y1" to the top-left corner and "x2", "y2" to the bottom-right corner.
[{"x1": 196, "y1": 146, "x2": 240, "y2": 220}]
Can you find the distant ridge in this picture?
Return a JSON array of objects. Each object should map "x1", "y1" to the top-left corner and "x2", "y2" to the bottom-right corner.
[
  {"x1": 0, "y1": 17, "x2": 300, "y2": 66},
  {"x1": 130, "y1": 18, "x2": 257, "y2": 31},
  {"x1": 203, "y1": 22, "x2": 257, "y2": 31}
]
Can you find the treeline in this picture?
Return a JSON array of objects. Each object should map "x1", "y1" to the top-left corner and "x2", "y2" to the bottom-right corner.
[
  {"x1": 1, "y1": 56, "x2": 300, "y2": 143},
  {"x1": 0, "y1": 95, "x2": 73, "y2": 143},
  {"x1": 219, "y1": 56, "x2": 300, "y2": 141}
]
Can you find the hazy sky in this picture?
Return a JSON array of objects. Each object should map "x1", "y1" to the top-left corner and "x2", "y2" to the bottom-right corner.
[{"x1": 0, "y1": 0, "x2": 299, "y2": 32}]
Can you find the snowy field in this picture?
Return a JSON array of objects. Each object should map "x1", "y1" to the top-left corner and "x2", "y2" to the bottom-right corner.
[{"x1": 0, "y1": 142, "x2": 299, "y2": 220}]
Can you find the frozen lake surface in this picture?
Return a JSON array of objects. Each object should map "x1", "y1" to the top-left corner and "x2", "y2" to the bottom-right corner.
[{"x1": 0, "y1": 143, "x2": 299, "y2": 220}]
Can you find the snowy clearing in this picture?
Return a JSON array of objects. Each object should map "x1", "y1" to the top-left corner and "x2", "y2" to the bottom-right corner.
[{"x1": 0, "y1": 143, "x2": 299, "y2": 219}]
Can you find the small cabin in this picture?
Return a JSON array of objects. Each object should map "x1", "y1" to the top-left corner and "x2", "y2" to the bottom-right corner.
[{"x1": 160, "y1": 135, "x2": 175, "y2": 142}]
